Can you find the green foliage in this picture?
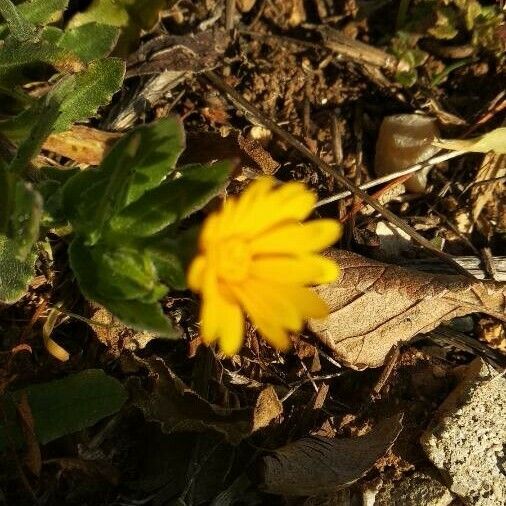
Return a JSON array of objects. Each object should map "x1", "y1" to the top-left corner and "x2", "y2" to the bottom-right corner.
[
  {"x1": 0, "y1": 0, "x2": 232, "y2": 342},
  {"x1": 0, "y1": 369, "x2": 127, "y2": 450},
  {"x1": 390, "y1": 32, "x2": 429, "y2": 87},
  {"x1": 390, "y1": 0, "x2": 505, "y2": 87},
  {"x1": 0, "y1": 234, "x2": 36, "y2": 303},
  {"x1": 61, "y1": 118, "x2": 231, "y2": 336},
  {"x1": 68, "y1": 0, "x2": 170, "y2": 54}
]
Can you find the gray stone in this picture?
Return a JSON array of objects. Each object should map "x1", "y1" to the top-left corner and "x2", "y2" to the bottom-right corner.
[
  {"x1": 374, "y1": 472, "x2": 453, "y2": 506},
  {"x1": 421, "y1": 358, "x2": 506, "y2": 505}
]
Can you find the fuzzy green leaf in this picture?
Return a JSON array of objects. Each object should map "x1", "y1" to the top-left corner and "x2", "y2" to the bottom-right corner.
[
  {"x1": 18, "y1": 0, "x2": 69, "y2": 25},
  {"x1": 101, "y1": 298, "x2": 179, "y2": 337},
  {"x1": 0, "y1": 234, "x2": 36, "y2": 303},
  {"x1": 0, "y1": 57, "x2": 124, "y2": 143},
  {"x1": 8, "y1": 181, "x2": 42, "y2": 259},
  {"x1": 0, "y1": 0, "x2": 35, "y2": 39},
  {"x1": 0, "y1": 35, "x2": 82, "y2": 80},
  {"x1": 68, "y1": 0, "x2": 169, "y2": 53},
  {"x1": 62, "y1": 117, "x2": 185, "y2": 242},
  {"x1": 57, "y1": 23, "x2": 120, "y2": 62},
  {"x1": 108, "y1": 161, "x2": 231, "y2": 238},
  {"x1": 50, "y1": 57, "x2": 125, "y2": 133},
  {"x1": 69, "y1": 238, "x2": 167, "y2": 303},
  {"x1": 0, "y1": 369, "x2": 127, "y2": 450},
  {"x1": 69, "y1": 238, "x2": 177, "y2": 337}
]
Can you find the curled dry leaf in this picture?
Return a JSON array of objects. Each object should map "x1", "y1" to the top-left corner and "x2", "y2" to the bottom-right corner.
[
  {"x1": 260, "y1": 414, "x2": 403, "y2": 496},
  {"x1": 310, "y1": 250, "x2": 506, "y2": 369},
  {"x1": 433, "y1": 127, "x2": 506, "y2": 154},
  {"x1": 91, "y1": 307, "x2": 158, "y2": 356},
  {"x1": 43, "y1": 126, "x2": 121, "y2": 166},
  {"x1": 130, "y1": 357, "x2": 282, "y2": 444}
]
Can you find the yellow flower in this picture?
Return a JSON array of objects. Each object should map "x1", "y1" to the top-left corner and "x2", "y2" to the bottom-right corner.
[{"x1": 187, "y1": 177, "x2": 342, "y2": 356}]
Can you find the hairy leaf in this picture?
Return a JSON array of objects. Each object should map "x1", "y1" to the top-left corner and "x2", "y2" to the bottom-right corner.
[
  {"x1": 69, "y1": 238, "x2": 167, "y2": 303},
  {"x1": 0, "y1": 369, "x2": 127, "y2": 450},
  {"x1": 0, "y1": 36, "x2": 82, "y2": 80},
  {"x1": 62, "y1": 117, "x2": 185, "y2": 242},
  {"x1": 18, "y1": 0, "x2": 69, "y2": 25},
  {"x1": 68, "y1": 0, "x2": 168, "y2": 53},
  {"x1": 57, "y1": 23, "x2": 120, "y2": 62},
  {"x1": 310, "y1": 250, "x2": 506, "y2": 369},
  {"x1": 0, "y1": 234, "x2": 36, "y2": 303},
  {"x1": 0, "y1": 58, "x2": 124, "y2": 143},
  {"x1": 108, "y1": 161, "x2": 231, "y2": 238}
]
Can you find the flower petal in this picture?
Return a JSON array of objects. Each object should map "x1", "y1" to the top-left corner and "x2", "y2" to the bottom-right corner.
[
  {"x1": 217, "y1": 297, "x2": 244, "y2": 356},
  {"x1": 230, "y1": 279, "x2": 303, "y2": 333},
  {"x1": 234, "y1": 180, "x2": 316, "y2": 237},
  {"x1": 255, "y1": 319, "x2": 291, "y2": 352},
  {"x1": 250, "y1": 220, "x2": 342, "y2": 255},
  {"x1": 280, "y1": 285, "x2": 330, "y2": 319},
  {"x1": 251, "y1": 254, "x2": 340, "y2": 285},
  {"x1": 200, "y1": 271, "x2": 222, "y2": 344},
  {"x1": 187, "y1": 255, "x2": 206, "y2": 292}
]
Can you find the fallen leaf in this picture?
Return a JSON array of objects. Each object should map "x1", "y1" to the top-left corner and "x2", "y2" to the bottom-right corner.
[
  {"x1": 470, "y1": 152, "x2": 505, "y2": 226},
  {"x1": 91, "y1": 306, "x2": 158, "y2": 356},
  {"x1": 181, "y1": 131, "x2": 279, "y2": 175},
  {"x1": 260, "y1": 414, "x2": 403, "y2": 496},
  {"x1": 130, "y1": 357, "x2": 282, "y2": 444},
  {"x1": 433, "y1": 127, "x2": 506, "y2": 154},
  {"x1": 43, "y1": 125, "x2": 121, "y2": 165},
  {"x1": 310, "y1": 250, "x2": 506, "y2": 369}
]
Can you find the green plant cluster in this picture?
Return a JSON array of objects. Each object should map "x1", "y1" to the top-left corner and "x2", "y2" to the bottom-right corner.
[
  {"x1": 390, "y1": 0, "x2": 505, "y2": 86},
  {"x1": 0, "y1": 0, "x2": 230, "y2": 336}
]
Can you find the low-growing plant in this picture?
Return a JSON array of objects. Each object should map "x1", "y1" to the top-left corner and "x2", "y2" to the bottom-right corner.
[
  {"x1": 0, "y1": 0, "x2": 231, "y2": 337},
  {"x1": 389, "y1": 0, "x2": 505, "y2": 86}
]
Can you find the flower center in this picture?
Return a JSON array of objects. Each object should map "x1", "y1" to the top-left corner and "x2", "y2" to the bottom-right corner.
[{"x1": 217, "y1": 238, "x2": 251, "y2": 282}]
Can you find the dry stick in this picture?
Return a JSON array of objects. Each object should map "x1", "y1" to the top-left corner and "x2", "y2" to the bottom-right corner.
[
  {"x1": 204, "y1": 70, "x2": 473, "y2": 278},
  {"x1": 315, "y1": 149, "x2": 465, "y2": 207}
]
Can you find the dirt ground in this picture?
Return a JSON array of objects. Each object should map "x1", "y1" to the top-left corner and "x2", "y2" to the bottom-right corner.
[{"x1": 0, "y1": 0, "x2": 505, "y2": 505}]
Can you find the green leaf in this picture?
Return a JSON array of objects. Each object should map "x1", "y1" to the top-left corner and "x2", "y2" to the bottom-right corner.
[
  {"x1": 0, "y1": 369, "x2": 127, "y2": 450},
  {"x1": 36, "y1": 166, "x2": 79, "y2": 228},
  {"x1": 62, "y1": 117, "x2": 185, "y2": 242},
  {"x1": 102, "y1": 298, "x2": 178, "y2": 337},
  {"x1": 0, "y1": 234, "x2": 36, "y2": 303},
  {"x1": 0, "y1": 0, "x2": 35, "y2": 39},
  {"x1": 0, "y1": 57, "x2": 124, "y2": 143},
  {"x1": 57, "y1": 23, "x2": 120, "y2": 62},
  {"x1": 18, "y1": 0, "x2": 68, "y2": 25},
  {"x1": 69, "y1": 239, "x2": 176, "y2": 336},
  {"x1": 9, "y1": 181, "x2": 42, "y2": 259},
  {"x1": 68, "y1": 0, "x2": 169, "y2": 54},
  {"x1": 0, "y1": 35, "x2": 83, "y2": 81},
  {"x1": 50, "y1": 57, "x2": 124, "y2": 133},
  {"x1": 108, "y1": 161, "x2": 231, "y2": 238},
  {"x1": 7, "y1": 96, "x2": 60, "y2": 174},
  {"x1": 69, "y1": 238, "x2": 167, "y2": 303}
]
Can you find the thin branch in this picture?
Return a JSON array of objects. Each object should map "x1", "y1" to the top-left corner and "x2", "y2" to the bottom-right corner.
[
  {"x1": 203, "y1": 70, "x2": 474, "y2": 278},
  {"x1": 315, "y1": 149, "x2": 465, "y2": 207}
]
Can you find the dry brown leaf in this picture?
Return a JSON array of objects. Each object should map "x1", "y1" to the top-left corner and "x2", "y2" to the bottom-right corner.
[
  {"x1": 470, "y1": 153, "x2": 505, "y2": 226},
  {"x1": 260, "y1": 414, "x2": 403, "y2": 496},
  {"x1": 43, "y1": 126, "x2": 121, "y2": 165},
  {"x1": 130, "y1": 357, "x2": 282, "y2": 444},
  {"x1": 181, "y1": 131, "x2": 279, "y2": 175},
  {"x1": 310, "y1": 250, "x2": 506, "y2": 369},
  {"x1": 91, "y1": 307, "x2": 157, "y2": 356}
]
